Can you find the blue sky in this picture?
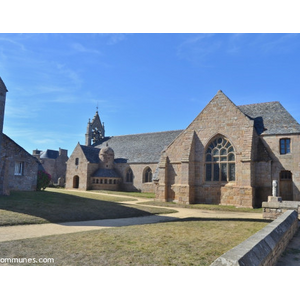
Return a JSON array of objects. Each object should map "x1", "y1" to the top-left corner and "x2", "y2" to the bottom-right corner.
[{"x1": 1, "y1": 33, "x2": 300, "y2": 155}]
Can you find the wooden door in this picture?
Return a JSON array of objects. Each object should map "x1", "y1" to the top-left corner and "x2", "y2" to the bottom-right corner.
[{"x1": 280, "y1": 171, "x2": 293, "y2": 200}]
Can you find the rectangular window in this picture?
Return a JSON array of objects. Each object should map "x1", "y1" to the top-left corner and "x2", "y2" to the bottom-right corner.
[
  {"x1": 14, "y1": 162, "x2": 24, "y2": 176},
  {"x1": 280, "y1": 138, "x2": 291, "y2": 154}
]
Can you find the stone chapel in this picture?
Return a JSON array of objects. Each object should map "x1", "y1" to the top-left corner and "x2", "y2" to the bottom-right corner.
[{"x1": 65, "y1": 90, "x2": 300, "y2": 208}]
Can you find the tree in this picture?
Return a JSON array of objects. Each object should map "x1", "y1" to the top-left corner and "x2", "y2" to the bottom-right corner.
[{"x1": 36, "y1": 170, "x2": 51, "y2": 191}]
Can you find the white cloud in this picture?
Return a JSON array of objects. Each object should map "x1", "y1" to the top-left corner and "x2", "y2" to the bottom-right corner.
[
  {"x1": 176, "y1": 34, "x2": 221, "y2": 64},
  {"x1": 98, "y1": 33, "x2": 129, "y2": 45},
  {"x1": 71, "y1": 43, "x2": 102, "y2": 55},
  {"x1": 258, "y1": 33, "x2": 300, "y2": 54}
]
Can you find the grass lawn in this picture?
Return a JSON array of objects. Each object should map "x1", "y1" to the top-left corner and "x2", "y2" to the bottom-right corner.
[
  {"x1": 0, "y1": 219, "x2": 268, "y2": 266},
  {"x1": 88, "y1": 189, "x2": 155, "y2": 198},
  {"x1": 0, "y1": 189, "x2": 176, "y2": 226},
  {"x1": 140, "y1": 200, "x2": 263, "y2": 213}
]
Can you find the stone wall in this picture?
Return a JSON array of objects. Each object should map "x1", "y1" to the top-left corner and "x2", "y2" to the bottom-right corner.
[
  {"x1": 0, "y1": 79, "x2": 7, "y2": 195},
  {"x1": 260, "y1": 135, "x2": 300, "y2": 201},
  {"x1": 156, "y1": 91, "x2": 258, "y2": 207},
  {"x1": 65, "y1": 144, "x2": 90, "y2": 190},
  {"x1": 262, "y1": 201, "x2": 300, "y2": 220},
  {"x1": 115, "y1": 162, "x2": 157, "y2": 193},
  {"x1": 1, "y1": 134, "x2": 39, "y2": 192},
  {"x1": 65, "y1": 143, "x2": 157, "y2": 193},
  {"x1": 211, "y1": 210, "x2": 299, "y2": 266}
]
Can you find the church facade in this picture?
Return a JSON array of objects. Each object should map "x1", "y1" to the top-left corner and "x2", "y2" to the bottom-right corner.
[{"x1": 66, "y1": 90, "x2": 300, "y2": 208}]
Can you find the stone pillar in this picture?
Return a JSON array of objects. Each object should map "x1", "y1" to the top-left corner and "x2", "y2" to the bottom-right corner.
[{"x1": 154, "y1": 153, "x2": 168, "y2": 202}]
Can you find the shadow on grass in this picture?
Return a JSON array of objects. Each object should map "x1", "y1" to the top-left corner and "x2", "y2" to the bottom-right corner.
[
  {"x1": 59, "y1": 216, "x2": 271, "y2": 229},
  {"x1": 175, "y1": 217, "x2": 271, "y2": 223},
  {"x1": 59, "y1": 214, "x2": 180, "y2": 227},
  {"x1": 0, "y1": 191, "x2": 176, "y2": 226}
]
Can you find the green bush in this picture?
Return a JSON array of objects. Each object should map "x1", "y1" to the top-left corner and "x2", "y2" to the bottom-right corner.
[{"x1": 36, "y1": 170, "x2": 51, "y2": 191}]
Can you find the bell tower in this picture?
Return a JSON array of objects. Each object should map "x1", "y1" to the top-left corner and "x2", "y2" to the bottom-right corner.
[{"x1": 85, "y1": 109, "x2": 105, "y2": 146}]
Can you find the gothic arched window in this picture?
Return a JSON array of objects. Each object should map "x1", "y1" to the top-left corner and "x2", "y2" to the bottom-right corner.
[
  {"x1": 144, "y1": 167, "x2": 152, "y2": 183},
  {"x1": 126, "y1": 168, "x2": 133, "y2": 183},
  {"x1": 205, "y1": 136, "x2": 235, "y2": 182}
]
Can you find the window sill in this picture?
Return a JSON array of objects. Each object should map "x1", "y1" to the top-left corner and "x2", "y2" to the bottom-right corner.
[{"x1": 204, "y1": 181, "x2": 235, "y2": 186}]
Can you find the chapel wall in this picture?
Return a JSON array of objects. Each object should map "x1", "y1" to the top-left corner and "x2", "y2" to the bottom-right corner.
[
  {"x1": 2, "y1": 135, "x2": 38, "y2": 191},
  {"x1": 65, "y1": 145, "x2": 89, "y2": 190},
  {"x1": 161, "y1": 92, "x2": 256, "y2": 207},
  {"x1": 114, "y1": 162, "x2": 157, "y2": 193},
  {"x1": 260, "y1": 135, "x2": 300, "y2": 201}
]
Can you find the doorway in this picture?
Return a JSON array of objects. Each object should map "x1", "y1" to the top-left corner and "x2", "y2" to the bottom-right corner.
[
  {"x1": 73, "y1": 175, "x2": 79, "y2": 188},
  {"x1": 280, "y1": 171, "x2": 293, "y2": 200}
]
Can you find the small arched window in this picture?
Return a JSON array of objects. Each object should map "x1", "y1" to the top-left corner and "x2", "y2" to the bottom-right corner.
[
  {"x1": 126, "y1": 168, "x2": 133, "y2": 183},
  {"x1": 205, "y1": 136, "x2": 235, "y2": 182},
  {"x1": 144, "y1": 167, "x2": 152, "y2": 183},
  {"x1": 75, "y1": 158, "x2": 79, "y2": 166}
]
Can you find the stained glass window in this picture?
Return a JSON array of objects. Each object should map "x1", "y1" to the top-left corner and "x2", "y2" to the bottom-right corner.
[
  {"x1": 144, "y1": 167, "x2": 152, "y2": 183},
  {"x1": 205, "y1": 137, "x2": 236, "y2": 182}
]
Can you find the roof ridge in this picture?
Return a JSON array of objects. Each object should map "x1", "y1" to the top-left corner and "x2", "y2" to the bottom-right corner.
[{"x1": 109, "y1": 129, "x2": 183, "y2": 138}]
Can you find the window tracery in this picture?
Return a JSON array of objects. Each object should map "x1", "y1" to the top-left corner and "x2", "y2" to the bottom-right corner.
[
  {"x1": 205, "y1": 136, "x2": 235, "y2": 182},
  {"x1": 144, "y1": 167, "x2": 152, "y2": 183}
]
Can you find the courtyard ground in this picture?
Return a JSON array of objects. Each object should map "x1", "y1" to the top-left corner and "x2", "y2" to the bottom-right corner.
[{"x1": 0, "y1": 188, "x2": 298, "y2": 265}]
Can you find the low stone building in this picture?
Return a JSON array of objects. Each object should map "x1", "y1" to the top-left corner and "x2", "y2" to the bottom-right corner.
[
  {"x1": 1, "y1": 134, "x2": 39, "y2": 193},
  {"x1": 66, "y1": 90, "x2": 300, "y2": 208},
  {"x1": 33, "y1": 148, "x2": 68, "y2": 186},
  {"x1": 0, "y1": 77, "x2": 39, "y2": 195}
]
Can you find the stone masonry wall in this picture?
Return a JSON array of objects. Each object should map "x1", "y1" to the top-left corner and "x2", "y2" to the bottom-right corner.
[
  {"x1": 260, "y1": 135, "x2": 300, "y2": 201},
  {"x1": 211, "y1": 210, "x2": 298, "y2": 266},
  {"x1": 1, "y1": 135, "x2": 38, "y2": 191},
  {"x1": 115, "y1": 162, "x2": 157, "y2": 193},
  {"x1": 0, "y1": 80, "x2": 7, "y2": 195},
  {"x1": 65, "y1": 144, "x2": 89, "y2": 190},
  {"x1": 156, "y1": 91, "x2": 257, "y2": 207}
]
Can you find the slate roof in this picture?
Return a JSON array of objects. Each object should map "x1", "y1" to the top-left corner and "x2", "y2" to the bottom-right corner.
[
  {"x1": 40, "y1": 149, "x2": 59, "y2": 159},
  {"x1": 80, "y1": 101, "x2": 300, "y2": 164},
  {"x1": 238, "y1": 102, "x2": 300, "y2": 135},
  {"x1": 94, "y1": 130, "x2": 183, "y2": 164},
  {"x1": 80, "y1": 145, "x2": 100, "y2": 163},
  {"x1": 92, "y1": 169, "x2": 121, "y2": 178}
]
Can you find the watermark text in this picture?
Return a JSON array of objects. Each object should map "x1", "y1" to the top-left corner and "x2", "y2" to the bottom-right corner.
[{"x1": 0, "y1": 257, "x2": 54, "y2": 264}]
